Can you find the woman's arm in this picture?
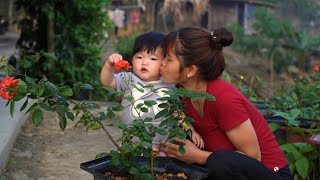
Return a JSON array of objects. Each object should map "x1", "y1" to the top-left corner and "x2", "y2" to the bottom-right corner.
[{"x1": 226, "y1": 119, "x2": 261, "y2": 161}]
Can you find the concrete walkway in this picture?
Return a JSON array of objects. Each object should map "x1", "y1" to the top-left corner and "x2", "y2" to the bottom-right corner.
[
  {"x1": 0, "y1": 98, "x2": 30, "y2": 172},
  {"x1": 0, "y1": 31, "x2": 25, "y2": 173}
]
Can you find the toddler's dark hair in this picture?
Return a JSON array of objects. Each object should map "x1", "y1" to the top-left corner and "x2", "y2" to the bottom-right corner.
[{"x1": 133, "y1": 32, "x2": 165, "y2": 57}]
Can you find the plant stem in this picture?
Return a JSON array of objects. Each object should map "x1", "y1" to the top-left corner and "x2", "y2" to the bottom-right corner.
[
  {"x1": 70, "y1": 99, "x2": 121, "y2": 152},
  {"x1": 97, "y1": 120, "x2": 121, "y2": 151}
]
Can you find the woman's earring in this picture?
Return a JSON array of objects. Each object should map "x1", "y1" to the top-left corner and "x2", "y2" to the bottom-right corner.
[{"x1": 187, "y1": 74, "x2": 190, "y2": 78}]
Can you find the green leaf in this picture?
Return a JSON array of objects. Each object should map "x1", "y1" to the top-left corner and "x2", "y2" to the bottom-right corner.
[
  {"x1": 140, "y1": 107, "x2": 148, "y2": 112},
  {"x1": 143, "y1": 117, "x2": 153, "y2": 122},
  {"x1": 10, "y1": 101, "x2": 15, "y2": 118},
  {"x1": 202, "y1": 93, "x2": 215, "y2": 101},
  {"x1": 25, "y1": 76, "x2": 36, "y2": 83},
  {"x1": 110, "y1": 122, "x2": 126, "y2": 129},
  {"x1": 280, "y1": 143, "x2": 297, "y2": 152},
  {"x1": 144, "y1": 100, "x2": 157, "y2": 106},
  {"x1": 20, "y1": 98, "x2": 29, "y2": 112},
  {"x1": 59, "y1": 115, "x2": 67, "y2": 130},
  {"x1": 107, "y1": 110, "x2": 115, "y2": 119},
  {"x1": 19, "y1": 59, "x2": 33, "y2": 68},
  {"x1": 43, "y1": 81, "x2": 58, "y2": 97},
  {"x1": 7, "y1": 64, "x2": 16, "y2": 72},
  {"x1": 141, "y1": 141, "x2": 152, "y2": 147},
  {"x1": 66, "y1": 112, "x2": 75, "y2": 121},
  {"x1": 295, "y1": 156, "x2": 309, "y2": 179},
  {"x1": 156, "y1": 128, "x2": 167, "y2": 135},
  {"x1": 133, "y1": 84, "x2": 144, "y2": 93},
  {"x1": 128, "y1": 167, "x2": 140, "y2": 175},
  {"x1": 289, "y1": 109, "x2": 301, "y2": 117},
  {"x1": 111, "y1": 105, "x2": 124, "y2": 111},
  {"x1": 39, "y1": 103, "x2": 54, "y2": 112},
  {"x1": 73, "y1": 82, "x2": 93, "y2": 90},
  {"x1": 158, "y1": 103, "x2": 169, "y2": 108},
  {"x1": 98, "y1": 112, "x2": 107, "y2": 121},
  {"x1": 155, "y1": 109, "x2": 169, "y2": 119},
  {"x1": 137, "y1": 165, "x2": 150, "y2": 173},
  {"x1": 5, "y1": 100, "x2": 10, "y2": 107},
  {"x1": 268, "y1": 122, "x2": 280, "y2": 132},
  {"x1": 178, "y1": 145, "x2": 186, "y2": 155},
  {"x1": 58, "y1": 87, "x2": 73, "y2": 97},
  {"x1": 12, "y1": 94, "x2": 25, "y2": 101},
  {"x1": 40, "y1": 52, "x2": 58, "y2": 61},
  {"x1": 26, "y1": 103, "x2": 38, "y2": 114},
  {"x1": 17, "y1": 80, "x2": 27, "y2": 94},
  {"x1": 35, "y1": 84, "x2": 45, "y2": 97},
  {"x1": 86, "y1": 102, "x2": 100, "y2": 109},
  {"x1": 296, "y1": 143, "x2": 317, "y2": 153},
  {"x1": 88, "y1": 123, "x2": 101, "y2": 130},
  {"x1": 32, "y1": 109, "x2": 43, "y2": 127},
  {"x1": 0, "y1": 65, "x2": 5, "y2": 71}
]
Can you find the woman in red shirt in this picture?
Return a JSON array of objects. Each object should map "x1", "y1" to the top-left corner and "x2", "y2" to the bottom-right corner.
[{"x1": 159, "y1": 26, "x2": 293, "y2": 180}]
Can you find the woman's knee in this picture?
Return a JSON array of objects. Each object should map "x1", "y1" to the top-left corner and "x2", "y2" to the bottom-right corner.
[{"x1": 210, "y1": 150, "x2": 237, "y2": 169}]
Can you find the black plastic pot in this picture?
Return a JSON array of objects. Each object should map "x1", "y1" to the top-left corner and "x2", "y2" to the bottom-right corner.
[
  {"x1": 253, "y1": 103, "x2": 271, "y2": 117},
  {"x1": 265, "y1": 116, "x2": 318, "y2": 128},
  {"x1": 265, "y1": 116, "x2": 318, "y2": 142},
  {"x1": 80, "y1": 156, "x2": 210, "y2": 180}
]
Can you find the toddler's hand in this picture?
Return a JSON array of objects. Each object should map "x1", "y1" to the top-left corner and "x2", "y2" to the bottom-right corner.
[
  {"x1": 107, "y1": 53, "x2": 123, "y2": 66},
  {"x1": 152, "y1": 144, "x2": 167, "y2": 157},
  {"x1": 191, "y1": 131, "x2": 204, "y2": 149}
]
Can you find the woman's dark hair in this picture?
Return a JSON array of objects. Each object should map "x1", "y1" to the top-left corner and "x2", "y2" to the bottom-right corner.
[
  {"x1": 133, "y1": 31, "x2": 165, "y2": 56},
  {"x1": 163, "y1": 26, "x2": 233, "y2": 80}
]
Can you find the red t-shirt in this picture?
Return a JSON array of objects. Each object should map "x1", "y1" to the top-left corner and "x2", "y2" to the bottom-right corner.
[{"x1": 183, "y1": 79, "x2": 288, "y2": 170}]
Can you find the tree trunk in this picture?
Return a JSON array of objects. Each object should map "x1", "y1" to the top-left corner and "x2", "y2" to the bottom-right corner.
[
  {"x1": 47, "y1": 18, "x2": 54, "y2": 53},
  {"x1": 8, "y1": 0, "x2": 13, "y2": 31}
]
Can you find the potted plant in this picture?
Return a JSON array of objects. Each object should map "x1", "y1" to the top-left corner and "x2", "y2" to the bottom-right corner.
[
  {"x1": 265, "y1": 66, "x2": 320, "y2": 180},
  {"x1": 0, "y1": 54, "x2": 211, "y2": 179}
]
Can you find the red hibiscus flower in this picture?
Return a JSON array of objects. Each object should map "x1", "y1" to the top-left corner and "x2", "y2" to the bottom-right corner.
[
  {"x1": 114, "y1": 60, "x2": 131, "y2": 71},
  {"x1": 314, "y1": 65, "x2": 319, "y2": 72},
  {"x1": 0, "y1": 77, "x2": 19, "y2": 100}
]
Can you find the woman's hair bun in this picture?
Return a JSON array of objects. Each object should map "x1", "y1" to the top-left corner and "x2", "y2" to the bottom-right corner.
[{"x1": 213, "y1": 27, "x2": 233, "y2": 47}]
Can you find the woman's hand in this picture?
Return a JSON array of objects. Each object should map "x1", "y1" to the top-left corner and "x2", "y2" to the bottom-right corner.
[{"x1": 160, "y1": 138, "x2": 212, "y2": 165}]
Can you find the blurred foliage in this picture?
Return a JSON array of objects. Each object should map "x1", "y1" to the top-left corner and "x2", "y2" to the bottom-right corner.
[
  {"x1": 228, "y1": 7, "x2": 320, "y2": 73},
  {"x1": 115, "y1": 33, "x2": 139, "y2": 62},
  {"x1": 14, "y1": 0, "x2": 113, "y2": 100},
  {"x1": 277, "y1": 0, "x2": 320, "y2": 30},
  {"x1": 268, "y1": 76, "x2": 320, "y2": 120}
]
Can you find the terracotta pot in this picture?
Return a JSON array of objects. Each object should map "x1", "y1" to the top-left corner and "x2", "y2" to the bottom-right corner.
[{"x1": 279, "y1": 126, "x2": 312, "y2": 143}]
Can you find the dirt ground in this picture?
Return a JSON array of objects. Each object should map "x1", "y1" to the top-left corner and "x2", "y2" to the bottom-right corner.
[{"x1": 0, "y1": 102, "x2": 122, "y2": 180}]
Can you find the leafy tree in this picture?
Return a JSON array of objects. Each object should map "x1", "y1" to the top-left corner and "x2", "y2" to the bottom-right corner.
[{"x1": 14, "y1": 0, "x2": 113, "y2": 100}]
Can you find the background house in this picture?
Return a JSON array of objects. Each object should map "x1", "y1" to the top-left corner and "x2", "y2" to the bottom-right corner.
[{"x1": 152, "y1": 0, "x2": 276, "y2": 34}]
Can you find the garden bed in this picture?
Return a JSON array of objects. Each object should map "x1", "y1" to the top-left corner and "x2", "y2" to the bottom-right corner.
[{"x1": 80, "y1": 156, "x2": 210, "y2": 180}]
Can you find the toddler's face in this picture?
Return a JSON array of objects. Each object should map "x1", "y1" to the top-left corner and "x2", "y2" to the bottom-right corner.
[{"x1": 132, "y1": 47, "x2": 164, "y2": 82}]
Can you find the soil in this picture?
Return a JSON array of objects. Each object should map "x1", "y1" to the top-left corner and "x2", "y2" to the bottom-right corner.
[{"x1": 0, "y1": 102, "x2": 122, "y2": 180}]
